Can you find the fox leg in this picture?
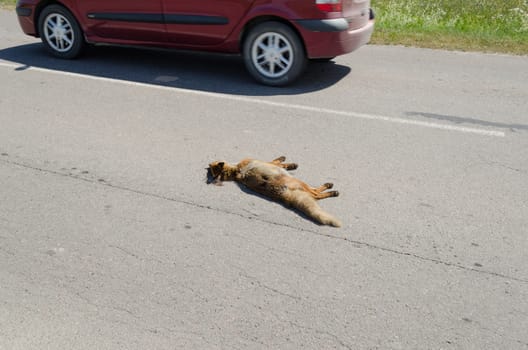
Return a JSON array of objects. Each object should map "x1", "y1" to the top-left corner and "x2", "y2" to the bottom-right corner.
[
  {"x1": 271, "y1": 156, "x2": 298, "y2": 171},
  {"x1": 314, "y1": 182, "x2": 333, "y2": 193},
  {"x1": 271, "y1": 156, "x2": 286, "y2": 164},
  {"x1": 314, "y1": 190, "x2": 339, "y2": 200},
  {"x1": 302, "y1": 182, "x2": 338, "y2": 199},
  {"x1": 282, "y1": 162, "x2": 298, "y2": 170},
  {"x1": 310, "y1": 183, "x2": 339, "y2": 199}
]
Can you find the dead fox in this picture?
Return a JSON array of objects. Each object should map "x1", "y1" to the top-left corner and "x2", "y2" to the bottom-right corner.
[{"x1": 207, "y1": 156, "x2": 341, "y2": 227}]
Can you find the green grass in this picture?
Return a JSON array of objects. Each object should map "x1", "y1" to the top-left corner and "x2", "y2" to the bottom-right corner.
[
  {"x1": 371, "y1": 0, "x2": 528, "y2": 54},
  {"x1": 0, "y1": 0, "x2": 15, "y2": 9},
  {"x1": 2, "y1": 0, "x2": 527, "y2": 54}
]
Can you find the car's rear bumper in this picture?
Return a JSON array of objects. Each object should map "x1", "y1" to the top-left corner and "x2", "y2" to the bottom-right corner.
[
  {"x1": 16, "y1": 3, "x2": 38, "y2": 36},
  {"x1": 295, "y1": 16, "x2": 374, "y2": 59}
]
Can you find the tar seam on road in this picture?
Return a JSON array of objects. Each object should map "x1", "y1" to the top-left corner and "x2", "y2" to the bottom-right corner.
[
  {"x1": 2, "y1": 156, "x2": 526, "y2": 285},
  {"x1": 0, "y1": 61, "x2": 506, "y2": 137}
]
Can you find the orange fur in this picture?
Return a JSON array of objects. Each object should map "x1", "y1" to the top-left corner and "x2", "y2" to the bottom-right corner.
[{"x1": 208, "y1": 156, "x2": 341, "y2": 227}]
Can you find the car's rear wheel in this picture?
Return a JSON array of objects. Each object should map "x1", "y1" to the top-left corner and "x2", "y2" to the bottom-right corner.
[
  {"x1": 38, "y1": 5, "x2": 84, "y2": 59},
  {"x1": 243, "y1": 22, "x2": 307, "y2": 86}
]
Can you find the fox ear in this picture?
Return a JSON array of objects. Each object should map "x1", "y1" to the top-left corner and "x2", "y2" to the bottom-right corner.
[{"x1": 218, "y1": 162, "x2": 225, "y2": 168}]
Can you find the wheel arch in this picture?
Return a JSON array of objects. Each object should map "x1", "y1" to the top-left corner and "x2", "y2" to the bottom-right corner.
[
  {"x1": 33, "y1": 0, "x2": 78, "y2": 37},
  {"x1": 239, "y1": 16, "x2": 307, "y2": 56}
]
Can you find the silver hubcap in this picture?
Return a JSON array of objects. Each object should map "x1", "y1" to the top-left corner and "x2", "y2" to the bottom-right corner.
[
  {"x1": 251, "y1": 32, "x2": 293, "y2": 78},
  {"x1": 43, "y1": 13, "x2": 74, "y2": 52}
]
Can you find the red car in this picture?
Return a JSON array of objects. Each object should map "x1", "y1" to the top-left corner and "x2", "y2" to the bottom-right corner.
[{"x1": 16, "y1": 0, "x2": 374, "y2": 86}]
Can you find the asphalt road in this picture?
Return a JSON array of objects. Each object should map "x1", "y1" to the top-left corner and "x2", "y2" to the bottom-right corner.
[{"x1": 1, "y1": 9, "x2": 528, "y2": 350}]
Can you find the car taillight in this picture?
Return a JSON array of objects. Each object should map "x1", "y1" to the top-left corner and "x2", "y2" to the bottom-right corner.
[{"x1": 316, "y1": 0, "x2": 342, "y2": 12}]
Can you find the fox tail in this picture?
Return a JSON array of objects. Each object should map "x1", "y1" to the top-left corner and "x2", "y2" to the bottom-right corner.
[{"x1": 289, "y1": 192, "x2": 341, "y2": 227}]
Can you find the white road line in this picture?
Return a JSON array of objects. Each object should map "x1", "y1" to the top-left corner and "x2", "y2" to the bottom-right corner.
[{"x1": 0, "y1": 60, "x2": 506, "y2": 137}]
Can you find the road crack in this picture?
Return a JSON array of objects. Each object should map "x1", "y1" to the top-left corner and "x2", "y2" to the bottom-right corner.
[
  {"x1": 288, "y1": 320, "x2": 353, "y2": 350},
  {"x1": 237, "y1": 270, "x2": 302, "y2": 301},
  {"x1": 2, "y1": 156, "x2": 528, "y2": 285}
]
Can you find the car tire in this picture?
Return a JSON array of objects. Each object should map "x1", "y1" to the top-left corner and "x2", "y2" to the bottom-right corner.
[
  {"x1": 38, "y1": 4, "x2": 84, "y2": 59},
  {"x1": 243, "y1": 22, "x2": 307, "y2": 86}
]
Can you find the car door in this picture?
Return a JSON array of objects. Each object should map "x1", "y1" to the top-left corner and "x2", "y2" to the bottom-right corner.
[
  {"x1": 162, "y1": 0, "x2": 254, "y2": 45},
  {"x1": 76, "y1": 0, "x2": 165, "y2": 43}
]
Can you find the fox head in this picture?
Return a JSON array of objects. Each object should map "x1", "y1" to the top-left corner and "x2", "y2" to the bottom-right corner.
[
  {"x1": 207, "y1": 161, "x2": 225, "y2": 183},
  {"x1": 207, "y1": 161, "x2": 239, "y2": 184}
]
